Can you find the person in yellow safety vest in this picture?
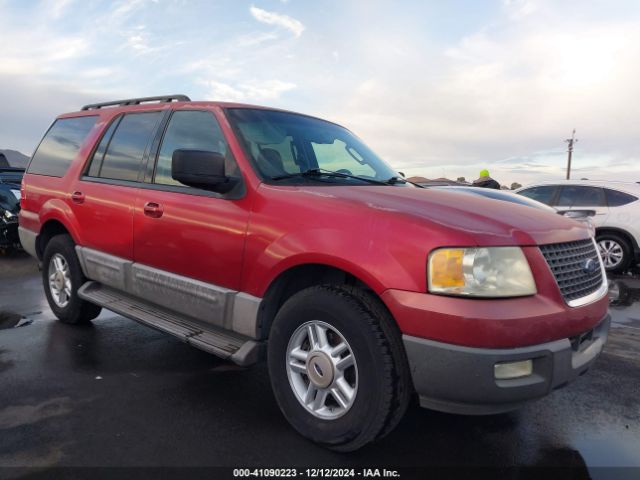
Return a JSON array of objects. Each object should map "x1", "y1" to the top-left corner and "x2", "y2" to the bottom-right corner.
[{"x1": 472, "y1": 169, "x2": 501, "y2": 189}]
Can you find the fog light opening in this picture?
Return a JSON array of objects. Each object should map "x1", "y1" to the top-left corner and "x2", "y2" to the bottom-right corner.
[{"x1": 494, "y1": 359, "x2": 533, "y2": 380}]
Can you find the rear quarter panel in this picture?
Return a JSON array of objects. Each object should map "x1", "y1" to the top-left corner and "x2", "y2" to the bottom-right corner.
[{"x1": 20, "y1": 111, "x2": 108, "y2": 240}]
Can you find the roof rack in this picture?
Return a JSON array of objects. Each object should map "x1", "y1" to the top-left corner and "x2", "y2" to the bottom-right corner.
[{"x1": 81, "y1": 94, "x2": 191, "y2": 111}]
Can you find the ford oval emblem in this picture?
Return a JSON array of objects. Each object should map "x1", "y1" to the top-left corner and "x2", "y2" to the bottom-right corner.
[{"x1": 583, "y1": 258, "x2": 598, "y2": 274}]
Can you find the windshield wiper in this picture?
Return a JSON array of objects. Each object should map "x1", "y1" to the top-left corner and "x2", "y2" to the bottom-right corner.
[
  {"x1": 400, "y1": 178, "x2": 425, "y2": 188},
  {"x1": 272, "y1": 168, "x2": 399, "y2": 186}
]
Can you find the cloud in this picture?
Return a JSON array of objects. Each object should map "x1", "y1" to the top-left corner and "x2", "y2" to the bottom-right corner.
[
  {"x1": 311, "y1": 2, "x2": 640, "y2": 185},
  {"x1": 249, "y1": 5, "x2": 305, "y2": 37},
  {"x1": 49, "y1": 0, "x2": 75, "y2": 19},
  {"x1": 200, "y1": 79, "x2": 296, "y2": 102},
  {"x1": 502, "y1": 0, "x2": 538, "y2": 19},
  {"x1": 1, "y1": 0, "x2": 640, "y2": 187},
  {"x1": 0, "y1": 76, "x2": 106, "y2": 155}
]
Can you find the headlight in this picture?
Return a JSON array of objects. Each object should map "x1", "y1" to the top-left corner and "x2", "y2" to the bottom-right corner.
[{"x1": 428, "y1": 247, "x2": 536, "y2": 297}]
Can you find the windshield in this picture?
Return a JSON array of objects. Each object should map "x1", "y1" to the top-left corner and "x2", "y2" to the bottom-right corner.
[{"x1": 225, "y1": 108, "x2": 401, "y2": 184}]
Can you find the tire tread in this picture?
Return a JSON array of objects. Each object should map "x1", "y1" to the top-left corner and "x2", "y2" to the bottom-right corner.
[
  {"x1": 42, "y1": 234, "x2": 101, "y2": 324},
  {"x1": 269, "y1": 284, "x2": 411, "y2": 451}
]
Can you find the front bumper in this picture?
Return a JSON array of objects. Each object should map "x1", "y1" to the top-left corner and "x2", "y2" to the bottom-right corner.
[{"x1": 403, "y1": 314, "x2": 610, "y2": 415}]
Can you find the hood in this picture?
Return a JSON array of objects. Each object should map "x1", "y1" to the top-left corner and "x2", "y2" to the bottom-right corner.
[{"x1": 291, "y1": 185, "x2": 589, "y2": 246}]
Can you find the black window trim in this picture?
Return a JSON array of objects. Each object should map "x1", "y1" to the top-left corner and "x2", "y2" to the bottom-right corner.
[
  {"x1": 27, "y1": 114, "x2": 99, "y2": 178},
  {"x1": 141, "y1": 108, "x2": 246, "y2": 200},
  {"x1": 79, "y1": 175, "x2": 244, "y2": 200},
  {"x1": 81, "y1": 114, "x2": 123, "y2": 178},
  {"x1": 81, "y1": 109, "x2": 167, "y2": 185},
  {"x1": 224, "y1": 107, "x2": 271, "y2": 183}
]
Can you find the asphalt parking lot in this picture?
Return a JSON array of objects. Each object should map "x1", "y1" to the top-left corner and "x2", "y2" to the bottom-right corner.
[{"x1": 0, "y1": 253, "x2": 639, "y2": 478}]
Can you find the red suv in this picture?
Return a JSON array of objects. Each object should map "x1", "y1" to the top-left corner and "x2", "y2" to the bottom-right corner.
[{"x1": 20, "y1": 95, "x2": 610, "y2": 451}]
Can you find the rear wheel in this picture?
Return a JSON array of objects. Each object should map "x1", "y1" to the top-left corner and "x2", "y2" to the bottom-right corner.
[
  {"x1": 42, "y1": 234, "x2": 101, "y2": 324},
  {"x1": 596, "y1": 232, "x2": 632, "y2": 273},
  {"x1": 267, "y1": 285, "x2": 411, "y2": 451}
]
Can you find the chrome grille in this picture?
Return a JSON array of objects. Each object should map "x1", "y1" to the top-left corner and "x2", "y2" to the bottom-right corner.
[{"x1": 539, "y1": 239, "x2": 604, "y2": 303}]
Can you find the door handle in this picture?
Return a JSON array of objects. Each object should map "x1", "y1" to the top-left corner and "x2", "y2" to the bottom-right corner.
[
  {"x1": 143, "y1": 202, "x2": 163, "y2": 218},
  {"x1": 71, "y1": 191, "x2": 85, "y2": 204}
]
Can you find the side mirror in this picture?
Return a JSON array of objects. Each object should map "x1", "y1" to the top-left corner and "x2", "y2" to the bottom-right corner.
[
  {"x1": 557, "y1": 209, "x2": 596, "y2": 219},
  {"x1": 171, "y1": 149, "x2": 236, "y2": 193}
]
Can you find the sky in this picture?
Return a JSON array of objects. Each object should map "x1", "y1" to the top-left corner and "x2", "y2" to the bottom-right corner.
[{"x1": 1, "y1": 0, "x2": 639, "y2": 186}]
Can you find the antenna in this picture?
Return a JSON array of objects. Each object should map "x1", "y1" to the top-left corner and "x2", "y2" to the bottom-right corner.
[{"x1": 565, "y1": 129, "x2": 578, "y2": 180}]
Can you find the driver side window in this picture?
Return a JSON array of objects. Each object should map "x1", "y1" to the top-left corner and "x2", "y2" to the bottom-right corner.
[{"x1": 154, "y1": 110, "x2": 238, "y2": 186}]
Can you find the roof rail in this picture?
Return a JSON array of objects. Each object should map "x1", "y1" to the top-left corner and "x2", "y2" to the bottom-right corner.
[{"x1": 81, "y1": 94, "x2": 191, "y2": 111}]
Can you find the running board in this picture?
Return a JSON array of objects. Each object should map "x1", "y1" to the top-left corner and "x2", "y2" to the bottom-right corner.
[{"x1": 78, "y1": 281, "x2": 262, "y2": 366}]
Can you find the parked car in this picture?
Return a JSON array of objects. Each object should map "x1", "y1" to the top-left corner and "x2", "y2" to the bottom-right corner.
[
  {"x1": 431, "y1": 186, "x2": 596, "y2": 235},
  {"x1": 0, "y1": 169, "x2": 22, "y2": 250},
  {"x1": 516, "y1": 181, "x2": 640, "y2": 273},
  {"x1": 0, "y1": 166, "x2": 25, "y2": 186},
  {"x1": 20, "y1": 95, "x2": 610, "y2": 451}
]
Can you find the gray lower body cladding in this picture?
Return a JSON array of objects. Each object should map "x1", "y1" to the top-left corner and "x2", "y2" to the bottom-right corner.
[
  {"x1": 18, "y1": 226, "x2": 37, "y2": 257},
  {"x1": 403, "y1": 314, "x2": 610, "y2": 415},
  {"x1": 75, "y1": 246, "x2": 262, "y2": 339}
]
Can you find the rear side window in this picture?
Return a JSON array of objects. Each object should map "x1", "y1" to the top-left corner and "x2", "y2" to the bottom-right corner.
[
  {"x1": 87, "y1": 116, "x2": 121, "y2": 177},
  {"x1": 87, "y1": 112, "x2": 161, "y2": 181},
  {"x1": 605, "y1": 188, "x2": 638, "y2": 207},
  {"x1": 557, "y1": 186, "x2": 606, "y2": 207},
  {"x1": 518, "y1": 186, "x2": 557, "y2": 205},
  {"x1": 28, "y1": 116, "x2": 97, "y2": 177}
]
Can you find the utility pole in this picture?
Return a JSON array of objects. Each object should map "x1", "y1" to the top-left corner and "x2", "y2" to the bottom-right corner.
[{"x1": 565, "y1": 129, "x2": 578, "y2": 180}]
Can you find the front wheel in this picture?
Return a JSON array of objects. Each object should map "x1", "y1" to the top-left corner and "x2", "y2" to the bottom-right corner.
[
  {"x1": 267, "y1": 285, "x2": 411, "y2": 451},
  {"x1": 42, "y1": 234, "x2": 102, "y2": 324},
  {"x1": 596, "y1": 233, "x2": 632, "y2": 273}
]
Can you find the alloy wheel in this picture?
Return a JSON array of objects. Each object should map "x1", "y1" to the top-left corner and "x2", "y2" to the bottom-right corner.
[
  {"x1": 48, "y1": 253, "x2": 72, "y2": 308},
  {"x1": 286, "y1": 320, "x2": 358, "y2": 420},
  {"x1": 598, "y1": 239, "x2": 624, "y2": 269}
]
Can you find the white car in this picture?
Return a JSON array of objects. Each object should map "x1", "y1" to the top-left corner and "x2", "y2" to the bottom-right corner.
[{"x1": 516, "y1": 180, "x2": 640, "y2": 273}]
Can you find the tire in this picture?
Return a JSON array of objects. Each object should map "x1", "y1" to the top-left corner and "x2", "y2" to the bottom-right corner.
[
  {"x1": 267, "y1": 285, "x2": 411, "y2": 451},
  {"x1": 596, "y1": 232, "x2": 632, "y2": 274},
  {"x1": 42, "y1": 234, "x2": 101, "y2": 324}
]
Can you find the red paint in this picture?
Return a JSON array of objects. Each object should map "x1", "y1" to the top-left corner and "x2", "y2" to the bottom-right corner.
[
  {"x1": 21, "y1": 100, "x2": 607, "y2": 348},
  {"x1": 133, "y1": 190, "x2": 250, "y2": 290}
]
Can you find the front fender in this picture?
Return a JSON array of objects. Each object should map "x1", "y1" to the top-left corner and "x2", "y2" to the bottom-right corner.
[{"x1": 242, "y1": 223, "x2": 425, "y2": 297}]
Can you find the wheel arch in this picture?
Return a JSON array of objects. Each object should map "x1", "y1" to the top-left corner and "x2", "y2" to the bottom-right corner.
[
  {"x1": 36, "y1": 219, "x2": 75, "y2": 260},
  {"x1": 595, "y1": 226, "x2": 638, "y2": 250},
  {"x1": 257, "y1": 263, "x2": 392, "y2": 340},
  {"x1": 34, "y1": 198, "x2": 83, "y2": 260}
]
